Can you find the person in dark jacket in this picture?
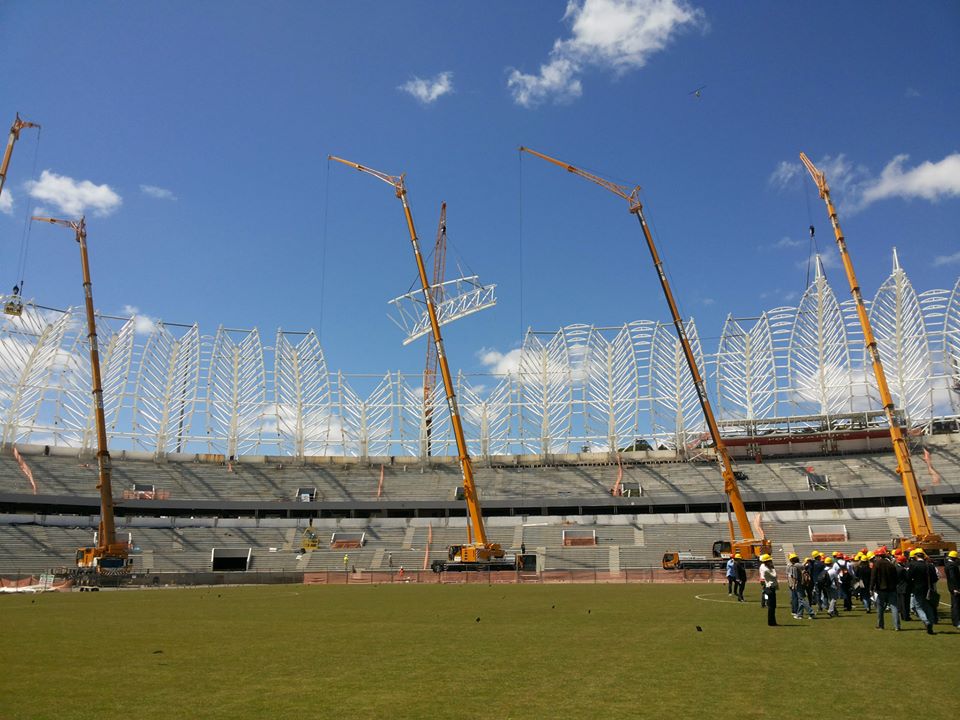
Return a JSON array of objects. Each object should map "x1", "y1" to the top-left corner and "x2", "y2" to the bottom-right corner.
[
  {"x1": 895, "y1": 553, "x2": 911, "y2": 621},
  {"x1": 854, "y1": 553, "x2": 873, "y2": 612},
  {"x1": 734, "y1": 553, "x2": 747, "y2": 602},
  {"x1": 810, "y1": 551, "x2": 826, "y2": 610},
  {"x1": 870, "y1": 550, "x2": 900, "y2": 630},
  {"x1": 945, "y1": 550, "x2": 960, "y2": 629},
  {"x1": 907, "y1": 549, "x2": 936, "y2": 634},
  {"x1": 925, "y1": 555, "x2": 941, "y2": 624}
]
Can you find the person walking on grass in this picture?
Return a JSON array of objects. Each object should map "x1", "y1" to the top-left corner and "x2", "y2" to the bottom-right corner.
[
  {"x1": 895, "y1": 553, "x2": 912, "y2": 622},
  {"x1": 759, "y1": 554, "x2": 778, "y2": 626},
  {"x1": 734, "y1": 553, "x2": 747, "y2": 602},
  {"x1": 907, "y1": 549, "x2": 936, "y2": 635},
  {"x1": 870, "y1": 548, "x2": 900, "y2": 631},
  {"x1": 787, "y1": 553, "x2": 815, "y2": 619},
  {"x1": 819, "y1": 556, "x2": 840, "y2": 617},
  {"x1": 726, "y1": 553, "x2": 737, "y2": 596},
  {"x1": 945, "y1": 550, "x2": 960, "y2": 629}
]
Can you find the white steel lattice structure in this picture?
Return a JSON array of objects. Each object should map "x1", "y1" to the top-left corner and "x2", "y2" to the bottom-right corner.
[{"x1": 0, "y1": 255, "x2": 957, "y2": 458}]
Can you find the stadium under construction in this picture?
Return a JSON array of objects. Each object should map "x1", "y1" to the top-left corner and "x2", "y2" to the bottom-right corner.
[{"x1": 1, "y1": 247, "x2": 959, "y2": 585}]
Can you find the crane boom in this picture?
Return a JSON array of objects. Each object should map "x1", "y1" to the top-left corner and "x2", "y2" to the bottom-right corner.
[
  {"x1": 799, "y1": 152, "x2": 955, "y2": 556},
  {"x1": 32, "y1": 215, "x2": 130, "y2": 575},
  {"x1": 0, "y1": 113, "x2": 40, "y2": 202},
  {"x1": 328, "y1": 155, "x2": 499, "y2": 560},
  {"x1": 519, "y1": 146, "x2": 768, "y2": 558}
]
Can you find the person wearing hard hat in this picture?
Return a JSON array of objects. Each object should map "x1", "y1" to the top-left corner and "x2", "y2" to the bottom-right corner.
[
  {"x1": 895, "y1": 553, "x2": 912, "y2": 622},
  {"x1": 945, "y1": 550, "x2": 960, "y2": 629},
  {"x1": 816, "y1": 556, "x2": 840, "y2": 617},
  {"x1": 733, "y1": 553, "x2": 747, "y2": 602},
  {"x1": 758, "y1": 554, "x2": 779, "y2": 626},
  {"x1": 810, "y1": 551, "x2": 827, "y2": 611},
  {"x1": 786, "y1": 553, "x2": 815, "y2": 620},
  {"x1": 907, "y1": 549, "x2": 936, "y2": 634},
  {"x1": 869, "y1": 548, "x2": 901, "y2": 631}
]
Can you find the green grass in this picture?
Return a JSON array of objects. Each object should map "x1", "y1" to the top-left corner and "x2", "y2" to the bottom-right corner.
[{"x1": 1, "y1": 583, "x2": 957, "y2": 719}]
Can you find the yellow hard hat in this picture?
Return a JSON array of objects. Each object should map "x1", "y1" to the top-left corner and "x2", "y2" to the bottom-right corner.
[
  {"x1": 788, "y1": 553, "x2": 798, "y2": 560},
  {"x1": 759, "y1": 553, "x2": 772, "y2": 562},
  {"x1": 734, "y1": 553, "x2": 742, "y2": 559},
  {"x1": 811, "y1": 550, "x2": 821, "y2": 558},
  {"x1": 949, "y1": 550, "x2": 958, "y2": 558},
  {"x1": 803, "y1": 557, "x2": 812, "y2": 563},
  {"x1": 853, "y1": 552, "x2": 863, "y2": 561},
  {"x1": 824, "y1": 556, "x2": 834, "y2": 564},
  {"x1": 909, "y1": 548, "x2": 925, "y2": 557},
  {"x1": 866, "y1": 551, "x2": 875, "y2": 559}
]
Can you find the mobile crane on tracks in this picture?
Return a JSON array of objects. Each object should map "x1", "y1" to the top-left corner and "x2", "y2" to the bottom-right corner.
[
  {"x1": 32, "y1": 215, "x2": 132, "y2": 584},
  {"x1": 800, "y1": 152, "x2": 957, "y2": 560},
  {"x1": 328, "y1": 155, "x2": 534, "y2": 573},
  {"x1": 519, "y1": 146, "x2": 771, "y2": 566}
]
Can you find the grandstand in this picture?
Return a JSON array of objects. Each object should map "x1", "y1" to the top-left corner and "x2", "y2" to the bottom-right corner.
[{"x1": 1, "y1": 260, "x2": 960, "y2": 584}]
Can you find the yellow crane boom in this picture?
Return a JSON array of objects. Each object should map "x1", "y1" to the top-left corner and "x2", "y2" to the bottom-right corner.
[
  {"x1": 799, "y1": 152, "x2": 956, "y2": 557},
  {"x1": 328, "y1": 155, "x2": 504, "y2": 564},
  {"x1": 519, "y1": 146, "x2": 769, "y2": 560},
  {"x1": 0, "y1": 113, "x2": 40, "y2": 202},
  {"x1": 32, "y1": 215, "x2": 130, "y2": 574}
]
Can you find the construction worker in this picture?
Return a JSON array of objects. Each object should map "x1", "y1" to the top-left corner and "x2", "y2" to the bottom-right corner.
[
  {"x1": 726, "y1": 553, "x2": 737, "y2": 596},
  {"x1": 810, "y1": 550, "x2": 826, "y2": 610},
  {"x1": 758, "y1": 554, "x2": 778, "y2": 626},
  {"x1": 945, "y1": 550, "x2": 960, "y2": 629},
  {"x1": 787, "y1": 553, "x2": 815, "y2": 619},
  {"x1": 855, "y1": 551, "x2": 873, "y2": 613},
  {"x1": 819, "y1": 556, "x2": 840, "y2": 617},
  {"x1": 870, "y1": 548, "x2": 901, "y2": 631},
  {"x1": 733, "y1": 553, "x2": 747, "y2": 602},
  {"x1": 343, "y1": 553, "x2": 349, "y2": 573},
  {"x1": 907, "y1": 549, "x2": 936, "y2": 635},
  {"x1": 894, "y1": 553, "x2": 912, "y2": 622}
]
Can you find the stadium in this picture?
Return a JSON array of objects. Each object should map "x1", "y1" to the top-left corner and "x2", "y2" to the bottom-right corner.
[{"x1": 2, "y1": 251, "x2": 958, "y2": 585}]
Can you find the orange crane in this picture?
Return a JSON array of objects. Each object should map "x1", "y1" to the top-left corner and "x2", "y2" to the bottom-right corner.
[
  {"x1": 2, "y1": 113, "x2": 40, "y2": 317},
  {"x1": 800, "y1": 152, "x2": 957, "y2": 559},
  {"x1": 32, "y1": 215, "x2": 131, "y2": 579},
  {"x1": 423, "y1": 202, "x2": 447, "y2": 457},
  {"x1": 0, "y1": 113, "x2": 39, "y2": 202},
  {"x1": 519, "y1": 146, "x2": 771, "y2": 563},
  {"x1": 329, "y1": 155, "x2": 529, "y2": 572}
]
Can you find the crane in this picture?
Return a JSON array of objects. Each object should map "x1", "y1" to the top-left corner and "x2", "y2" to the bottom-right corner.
[
  {"x1": 0, "y1": 113, "x2": 39, "y2": 202},
  {"x1": 519, "y1": 146, "x2": 771, "y2": 563},
  {"x1": 800, "y1": 152, "x2": 957, "y2": 559},
  {"x1": 424, "y1": 202, "x2": 447, "y2": 457},
  {"x1": 2, "y1": 113, "x2": 41, "y2": 317},
  {"x1": 328, "y1": 155, "x2": 528, "y2": 572},
  {"x1": 31, "y1": 215, "x2": 131, "y2": 580}
]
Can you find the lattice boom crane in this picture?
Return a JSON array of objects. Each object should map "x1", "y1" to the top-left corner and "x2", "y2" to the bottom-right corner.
[
  {"x1": 519, "y1": 146, "x2": 771, "y2": 563},
  {"x1": 328, "y1": 155, "x2": 530, "y2": 572},
  {"x1": 800, "y1": 152, "x2": 956, "y2": 558}
]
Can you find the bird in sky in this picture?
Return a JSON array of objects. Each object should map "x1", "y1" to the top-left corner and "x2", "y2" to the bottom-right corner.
[{"x1": 689, "y1": 85, "x2": 706, "y2": 99}]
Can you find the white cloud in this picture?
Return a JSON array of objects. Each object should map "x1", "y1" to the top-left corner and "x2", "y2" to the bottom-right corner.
[
  {"x1": 399, "y1": 72, "x2": 454, "y2": 104},
  {"x1": 26, "y1": 170, "x2": 122, "y2": 217},
  {"x1": 773, "y1": 236, "x2": 803, "y2": 250},
  {"x1": 701, "y1": 297, "x2": 715, "y2": 306},
  {"x1": 478, "y1": 347, "x2": 523, "y2": 375},
  {"x1": 933, "y1": 250, "x2": 960, "y2": 267},
  {"x1": 121, "y1": 305, "x2": 159, "y2": 335},
  {"x1": 140, "y1": 184, "x2": 176, "y2": 201},
  {"x1": 768, "y1": 161, "x2": 801, "y2": 189},
  {"x1": 508, "y1": 0, "x2": 703, "y2": 107},
  {"x1": 0, "y1": 190, "x2": 13, "y2": 215},
  {"x1": 860, "y1": 153, "x2": 960, "y2": 206},
  {"x1": 905, "y1": 87, "x2": 921, "y2": 98},
  {"x1": 795, "y1": 249, "x2": 840, "y2": 272}
]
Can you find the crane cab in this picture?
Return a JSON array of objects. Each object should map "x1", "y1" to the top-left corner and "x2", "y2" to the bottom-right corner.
[{"x1": 3, "y1": 298, "x2": 23, "y2": 316}]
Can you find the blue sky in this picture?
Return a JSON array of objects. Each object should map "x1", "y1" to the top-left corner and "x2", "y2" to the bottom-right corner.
[{"x1": 1, "y1": 1, "x2": 958, "y2": 378}]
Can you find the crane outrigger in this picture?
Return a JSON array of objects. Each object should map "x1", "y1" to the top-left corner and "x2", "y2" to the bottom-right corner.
[
  {"x1": 800, "y1": 152, "x2": 957, "y2": 559},
  {"x1": 519, "y1": 146, "x2": 771, "y2": 563}
]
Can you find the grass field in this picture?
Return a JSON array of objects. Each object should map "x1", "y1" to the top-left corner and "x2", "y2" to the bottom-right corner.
[{"x1": 2, "y1": 583, "x2": 957, "y2": 719}]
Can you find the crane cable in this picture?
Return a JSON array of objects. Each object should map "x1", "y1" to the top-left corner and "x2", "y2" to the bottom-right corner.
[
  {"x1": 13, "y1": 125, "x2": 42, "y2": 299},
  {"x1": 317, "y1": 156, "x2": 331, "y2": 344},
  {"x1": 803, "y1": 174, "x2": 820, "y2": 292}
]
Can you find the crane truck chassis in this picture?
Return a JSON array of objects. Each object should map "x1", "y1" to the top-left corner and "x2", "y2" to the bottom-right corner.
[{"x1": 431, "y1": 545, "x2": 537, "y2": 573}]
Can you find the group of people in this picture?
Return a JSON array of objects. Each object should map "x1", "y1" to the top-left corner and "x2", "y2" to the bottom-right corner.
[{"x1": 751, "y1": 547, "x2": 960, "y2": 631}]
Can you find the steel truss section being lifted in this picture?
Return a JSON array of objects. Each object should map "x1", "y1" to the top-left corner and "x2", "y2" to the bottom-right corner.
[{"x1": 0, "y1": 257, "x2": 958, "y2": 458}]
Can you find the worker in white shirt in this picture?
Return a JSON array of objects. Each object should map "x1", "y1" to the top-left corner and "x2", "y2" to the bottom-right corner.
[{"x1": 759, "y1": 554, "x2": 779, "y2": 627}]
